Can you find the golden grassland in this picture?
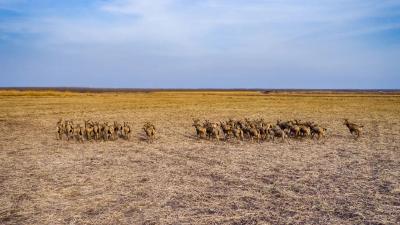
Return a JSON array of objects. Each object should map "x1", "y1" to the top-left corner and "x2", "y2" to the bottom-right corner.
[{"x1": 0, "y1": 90, "x2": 399, "y2": 224}]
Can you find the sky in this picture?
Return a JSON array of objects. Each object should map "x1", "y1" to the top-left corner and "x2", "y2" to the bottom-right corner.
[{"x1": 0, "y1": 0, "x2": 399, "y2": 89}]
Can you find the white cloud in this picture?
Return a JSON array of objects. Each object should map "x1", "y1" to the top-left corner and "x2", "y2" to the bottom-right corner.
[{"x1": 3, "y1": 0, "x2": 400, "y2": 47}]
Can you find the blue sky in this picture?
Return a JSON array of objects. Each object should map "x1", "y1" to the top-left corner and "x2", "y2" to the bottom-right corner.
[{"x1": 0, "y1": 0, "x2": 399, "y2": 88}]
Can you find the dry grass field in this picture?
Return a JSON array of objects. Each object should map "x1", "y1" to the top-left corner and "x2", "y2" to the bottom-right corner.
[{"x1": 0, "y1": 90, "x2": 399, "y2": 225}]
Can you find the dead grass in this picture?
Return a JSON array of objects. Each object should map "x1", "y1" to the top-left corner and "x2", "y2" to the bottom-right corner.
[{"x1": 0, "y1": 91, "x2": 399, "y2": 224}]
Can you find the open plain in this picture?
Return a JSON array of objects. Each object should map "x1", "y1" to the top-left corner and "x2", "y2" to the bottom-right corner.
[{"x1": 0, "y1": 90, "x2": 399, "y2": 224}]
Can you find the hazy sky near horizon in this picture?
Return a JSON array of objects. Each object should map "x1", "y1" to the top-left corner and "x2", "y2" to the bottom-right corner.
[{"x1": 1, "y1": 0, "x2": 400, "y2": 88}]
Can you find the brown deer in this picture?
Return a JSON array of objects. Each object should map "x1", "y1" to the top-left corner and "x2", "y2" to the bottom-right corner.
[{"x1": 344, "y1": 119, "x2": 363, "y2": 139}]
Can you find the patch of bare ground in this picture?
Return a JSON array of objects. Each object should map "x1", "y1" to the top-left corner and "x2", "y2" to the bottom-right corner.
[{"x1": 0, "y1": 91, "x2": 399, "y2": 224}]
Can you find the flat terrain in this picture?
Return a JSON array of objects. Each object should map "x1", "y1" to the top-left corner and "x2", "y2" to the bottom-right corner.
[{"x1": 0, "y1": 90, "x2": 399, "y2": 224}]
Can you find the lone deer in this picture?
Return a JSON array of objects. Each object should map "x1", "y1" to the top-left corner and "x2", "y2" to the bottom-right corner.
[{"x1": 344, "y1": 119, "x2": 363, "y2": 139}]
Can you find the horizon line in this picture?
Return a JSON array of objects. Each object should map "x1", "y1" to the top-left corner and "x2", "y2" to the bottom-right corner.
[{"x1": 1, "y1": 87, "x2": 399, "y2": 93}]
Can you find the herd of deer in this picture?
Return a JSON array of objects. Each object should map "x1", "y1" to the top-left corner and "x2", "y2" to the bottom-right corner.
[
  {"x1": 56, "y1": 119, "x2": 132, "y2": 142},
  {"x1": 56, "y1": 118, "x2": 363, "y2": 143},
  {"x1": 56, "y1": 119, "x2": 156, "y2": 142},
  {"x1": 192, "y1": 118, "x2": 364, "y2": 142}
]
